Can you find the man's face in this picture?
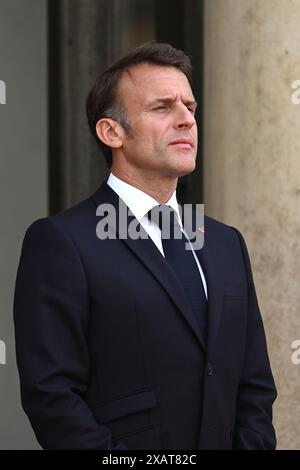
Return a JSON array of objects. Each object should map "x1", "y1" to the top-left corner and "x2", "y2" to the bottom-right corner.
[{"x1": 117, "y1": 64, "x2": 198, "y2": 179}]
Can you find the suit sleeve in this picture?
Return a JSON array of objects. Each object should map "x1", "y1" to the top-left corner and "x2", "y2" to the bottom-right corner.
[
  {"x1": 231, "y1": 228, "x2": 277, "y2": 450},
  {"x1": 13, "y1": 217, "x2": 127, "y2": 450}
]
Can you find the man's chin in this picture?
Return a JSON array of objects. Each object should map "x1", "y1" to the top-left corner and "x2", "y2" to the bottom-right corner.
[
  {"x1": 175, "y1": 159, "x2": 196, "y2": 177},
  {"x1": 166, "y1": 164, "x2": 196, "y2": 179}
]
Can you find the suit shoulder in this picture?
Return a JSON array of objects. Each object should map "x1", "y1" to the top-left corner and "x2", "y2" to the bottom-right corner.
[
  {"x1": 204, "y1": 213, "x2": 251, "y2": 262},
  {"x1": 204, "y1": 214, "x2": 248, "y2": 249},
  {"x1": 204, "y1": 214, "x2": 237, "y2": 235},
  {"x1": 51, "y1": 197, "x2": 96, "y2": 228},
  {"x1": 24, "y1": 197, "x2": 95, "y2": 240}
]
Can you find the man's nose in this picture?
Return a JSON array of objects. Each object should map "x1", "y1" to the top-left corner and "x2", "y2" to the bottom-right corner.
[{"x1": 174, "y1": 104, "x2": 196, "y2": 129}]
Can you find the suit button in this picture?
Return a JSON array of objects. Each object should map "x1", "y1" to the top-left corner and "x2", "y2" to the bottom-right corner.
[{"x1": 207, "y1": 363, "x2": 214, "y2": 376}]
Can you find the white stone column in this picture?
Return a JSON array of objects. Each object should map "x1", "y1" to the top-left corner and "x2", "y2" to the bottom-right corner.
[{"x1": 203, "y1": 0, "x2": 300, "y2": 449}]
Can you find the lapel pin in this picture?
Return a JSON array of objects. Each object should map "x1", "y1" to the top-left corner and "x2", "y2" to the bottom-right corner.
[{"x1": 198, "y1": 225, "x2": 205, "y2": 233}]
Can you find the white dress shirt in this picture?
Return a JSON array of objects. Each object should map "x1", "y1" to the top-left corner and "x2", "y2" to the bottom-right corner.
[{"x1": 107, "y1": 173, "x2": 208, "y2": 298}]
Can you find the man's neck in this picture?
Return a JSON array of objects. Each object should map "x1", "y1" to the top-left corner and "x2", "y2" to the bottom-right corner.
[{"x1": 110, "y1": 169, "x2": 177, "y2": 204}]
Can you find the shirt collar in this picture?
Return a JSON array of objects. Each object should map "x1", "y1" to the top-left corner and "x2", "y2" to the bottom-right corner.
[{"x1": 107, "y1": 172, "x2": 181, "y2": 223}]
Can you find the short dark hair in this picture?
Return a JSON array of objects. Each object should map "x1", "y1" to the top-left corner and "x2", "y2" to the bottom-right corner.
[{"x1": 86, "y1": 41, "x2": 193, "y2": 168}]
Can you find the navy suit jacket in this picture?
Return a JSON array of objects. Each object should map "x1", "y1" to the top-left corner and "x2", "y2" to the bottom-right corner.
[{"x1": 13, "y1": 181, "x2": 277, "y2": 449}]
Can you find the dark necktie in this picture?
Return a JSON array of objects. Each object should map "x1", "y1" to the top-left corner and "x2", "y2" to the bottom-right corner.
[{"x1": 148, "y1": 205, "x2": 207, "y2": 340}]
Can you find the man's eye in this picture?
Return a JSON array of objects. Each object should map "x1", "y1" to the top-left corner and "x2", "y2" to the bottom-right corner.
[
  {"x1": 154, "y1": 106, "x2": 167, "y2": 111},
  {"x1": 188, "y1": 107, "x2": 195, "y2": 114}
]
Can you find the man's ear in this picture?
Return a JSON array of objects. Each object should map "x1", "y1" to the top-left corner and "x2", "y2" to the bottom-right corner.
[{"x1": 95, "y1": 118, "x2": 124, "y2": 149}]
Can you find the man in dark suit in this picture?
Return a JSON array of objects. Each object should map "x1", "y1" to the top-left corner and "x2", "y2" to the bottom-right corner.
[{"x1": 14, "y1": 42, "x2": 277, "y2": 450}]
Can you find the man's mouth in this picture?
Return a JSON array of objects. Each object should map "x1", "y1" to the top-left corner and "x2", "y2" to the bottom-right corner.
[{"x1": 169, "y1": 139, "x2": 193, "y2": 148}]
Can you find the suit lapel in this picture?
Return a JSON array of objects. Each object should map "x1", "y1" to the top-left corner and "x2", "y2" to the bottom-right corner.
[
  {"x1": 195, "y1": 218, "x2": 224, "y2": 355},
  {"x1": 91, "y1": 182, "x2": 206, "y2": 350}
]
